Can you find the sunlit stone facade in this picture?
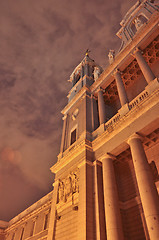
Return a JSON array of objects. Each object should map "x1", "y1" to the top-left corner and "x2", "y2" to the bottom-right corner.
[{"x1": 1, "y1": 1, "x2": 159, "y2": 239}]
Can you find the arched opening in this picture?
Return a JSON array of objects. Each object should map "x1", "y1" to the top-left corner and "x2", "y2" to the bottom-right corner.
[
  {"x1": 72, "y1": 73, "x2": 81, "y2": 86},
  {"x1": 138, "y1": 14, "x2": 148, "y2": 24},
  {"x1": 130, "y1": 14, "x2": 148, "y2": 35},
  {"x1": 130, "y1": 22, "x2": 137, "y2": 35}
]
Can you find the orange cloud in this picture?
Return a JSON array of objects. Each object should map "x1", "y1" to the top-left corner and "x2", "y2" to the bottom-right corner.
[{"x1": 1, "y1": 147, "x2": 21, "y2": 165}]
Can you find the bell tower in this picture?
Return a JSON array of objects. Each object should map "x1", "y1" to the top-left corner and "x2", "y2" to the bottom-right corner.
[
  {"x1": 47, "y1": 52, "x2": 103, "y2": 240},
  {"x1": 59, "y1": 52, "x2": 103, "y2": 155}
]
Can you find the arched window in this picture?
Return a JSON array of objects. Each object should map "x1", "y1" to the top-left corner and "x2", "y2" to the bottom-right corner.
[
  {"x1": 138, "y1": 15, "x2": 148, "y2": 24},
  {"x1": 75, "y1": 74, "x2": 80, "y2": 84}
]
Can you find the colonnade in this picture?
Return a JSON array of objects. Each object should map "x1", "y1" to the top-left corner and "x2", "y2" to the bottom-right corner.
[
  {"x1": 101, "y1": 133, "x2": 159, "y2": 240},
  {"x1": 97, "y1": 47, "x2": 156, "y2": 125}
]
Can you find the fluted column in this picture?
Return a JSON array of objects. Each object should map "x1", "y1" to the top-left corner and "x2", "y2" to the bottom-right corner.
[
  {"x1": 133, "y1": 48, "x2": 155, "y2": 84},
  {"x1": 97, "y1": 88, "x2": 106, "y2": 125},
  {"x1": 128, "y1": 133, "x2": 159, "y2": 240},
  {"x1": 102, "y1": 154, "x2": 124, "y2": 240},
  {"x1": 114, "y1": 69, "x2": 129, "y2": 106}
]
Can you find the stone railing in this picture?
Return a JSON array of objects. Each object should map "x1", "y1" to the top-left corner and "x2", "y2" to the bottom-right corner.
[
  {"x1": 92, "y1": 88, "x2": 151, "y2": 140},
  {"x1": 104, "y1": 113, "x2": 121, "y2": 130},
  {"x1": 92, "y1": 112, "x2": 121, "y2": 140},
  {"x1": 129, "y1": 90, "x2": 149, "y2": 110}
]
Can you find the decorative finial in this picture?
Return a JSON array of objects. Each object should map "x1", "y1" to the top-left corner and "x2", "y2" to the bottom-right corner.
[{"x1": 85, "y1": 49, "x2": 91, "y2": 56}]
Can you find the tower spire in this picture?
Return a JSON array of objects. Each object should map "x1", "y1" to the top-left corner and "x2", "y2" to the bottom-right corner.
[{"x1": 85, "y1": 49, "x2": 91, "y2": 56}]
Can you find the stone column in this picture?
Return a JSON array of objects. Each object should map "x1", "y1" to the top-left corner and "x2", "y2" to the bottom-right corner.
[
  {"x1": 47, "y1": 180, "x2": 59, "y2": 240},
  {"x1": 114, "y1": 69, "x2": 129, "y2": 106},
  {"x1": 102, "y1": 154, "x2": 124, "y2": 240},
  {"x1": 128, "y1": 133, "x2": 159, "y2": 240},
  {"x1": 97, "y1": 88, "x2": 106, "y2": 125},
  {"x1": 60, "y1": 114, "x2": 67, "y2": 153},
  {"x1": 133, "y1": 48, "x2": 155, "y2": 84}
]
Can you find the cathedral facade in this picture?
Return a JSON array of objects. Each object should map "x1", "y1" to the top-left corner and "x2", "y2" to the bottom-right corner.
[{"x1": 1, "y1": 1, "x2": 159, "y2": 239}]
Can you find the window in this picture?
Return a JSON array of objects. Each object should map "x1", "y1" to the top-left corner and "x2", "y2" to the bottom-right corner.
[
  {"x1": 44, "y1": 212, "x2": 50, "y2": 230},
  {"x1": 70, "y1": 129, "x2": 76, "y2": 145},
  {"x1": 20, "y1": 228, "x2": 24, "y2": 240},
  {"x1": 30, "y1": 221, "x2": 35, "y2": 237}
]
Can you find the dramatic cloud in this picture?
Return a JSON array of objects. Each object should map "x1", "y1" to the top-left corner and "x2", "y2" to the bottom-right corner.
[{"x1": 0, "y1": 0, "x2": 136, "y2": 221}]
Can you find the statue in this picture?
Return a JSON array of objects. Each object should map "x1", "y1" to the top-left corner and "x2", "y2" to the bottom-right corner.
[
  {"x1": 108, "y1": 50, "x2": 115, "y2": 64},
  {"x1": 93, "y1": 66, "x2": 101, "y2": 81},
  {"x1": 134, "y1": 17, "x2": 143, "y2": 30}
]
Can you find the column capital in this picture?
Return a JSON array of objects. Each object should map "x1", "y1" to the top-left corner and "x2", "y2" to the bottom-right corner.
[
  {"x1": 62, "y1": 114, "x2": 67, "y2": 120},
  {"x1": 127, "y1": 132, "x2": 142, "y2": 144},
  {"x1": 93, "y1": 160, "x2": 102, "y2": 166},
  {"x1": 96, "y1": 86, "x2": 104, "y2": 93},
  {"x1": 52, "y1": 179, "x2": 59, "y2": 188},
  {"x1": 22, "y1": 222, "x2": 27, "y2": 227},
  {"x1": 99, "y1": 152, "x2": 116, "y2": 162},
  {"x1": 112, "y1": 68, "x2": 122, "y2": 76},
  {"x1": 91, "y1": 93, "x2": 97, "y2": 100},
  {"x1": 32, "y1": 215, "x2": 38, "y2": 221},
  {"x1": 131, "y1": 47, "x2": 143, "y2": 56}
]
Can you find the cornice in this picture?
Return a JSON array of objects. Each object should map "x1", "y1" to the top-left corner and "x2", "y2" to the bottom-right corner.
[
  {"x1": 7, "y1": 191, "x2": 53, "y2": 230},
  {"x1": 6, "y1": 201, "x2": 52, "y2": 232},
  {"x1": 51, "y1": 138, "x2": 93, "y2": 174}
]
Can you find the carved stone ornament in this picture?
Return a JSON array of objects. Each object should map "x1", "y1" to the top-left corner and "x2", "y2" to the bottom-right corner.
[
  {"x1": 57, "y1": 170, "x2": 79, "y2": 203},
  {"x1": 134, "y1": 17, "x2": 143, "y2": 30},
  {"x1": 72, "y1": 108, "x2": 79, "y2": 121}
]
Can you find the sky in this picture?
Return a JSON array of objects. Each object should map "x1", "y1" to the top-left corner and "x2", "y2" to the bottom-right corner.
[{"x1": 0, "y1": 0, "x2": 137, "y2": 221}]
